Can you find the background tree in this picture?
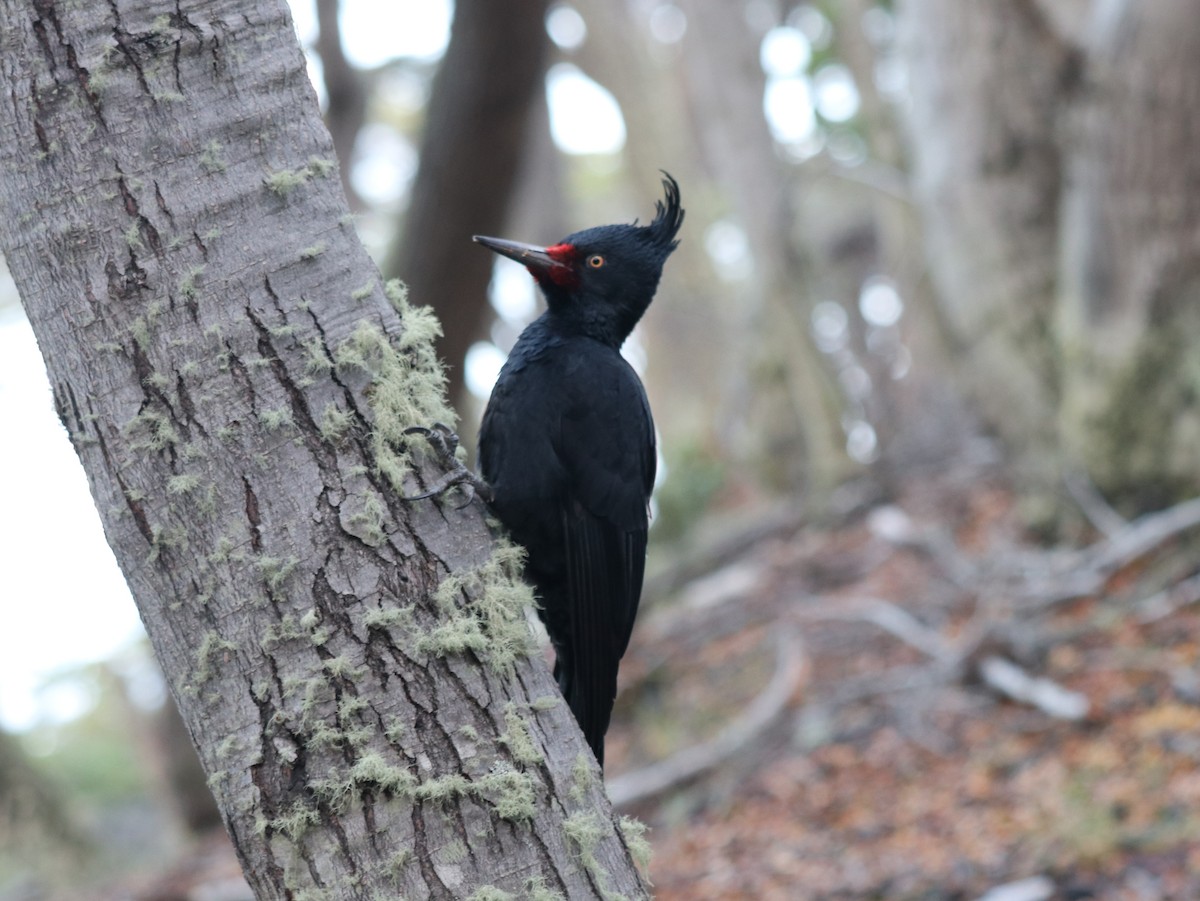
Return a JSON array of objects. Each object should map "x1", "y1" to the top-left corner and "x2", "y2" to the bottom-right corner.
[
  {"x1": 0, "y1": 0, "x2": 646, "y2": 897},
  {"x1": 898, "y1": 0, "x2": 1200, "y2": 514}
]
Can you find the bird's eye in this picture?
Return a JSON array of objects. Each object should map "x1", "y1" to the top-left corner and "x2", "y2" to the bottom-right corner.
[{"x1": 587, "y1": 254, "x2": 605, "y2": 268}]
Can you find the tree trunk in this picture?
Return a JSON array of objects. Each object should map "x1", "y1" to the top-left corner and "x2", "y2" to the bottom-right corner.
[
  {"x1": 314, "y1": 0, "x2": 367, "y2": 211},
  {"x1": 0, "y1": 1, "x2": 647, "y2": 898},
  {"x1": 383, "y1": 0, "x2": 551, "y2": 416},
  {"x1": 1059, "y1": 0, "x2": 1200, "y2": 510},
  {"x1": 676, "y1": 0, "x2": 852, "y2": 498},
  {"x1": 899, "y1": 0, "x2": 1200, "y2": 514},
  {"x1": 897, "y1": 0, "x2": 1078, "y2": 491}
]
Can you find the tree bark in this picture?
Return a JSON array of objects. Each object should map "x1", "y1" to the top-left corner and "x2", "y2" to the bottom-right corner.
[
  {"x1": 1059, "y1": 0, "x2": 1200, "y2": 510},
  {"x1": 383, "y1": 0, "x2": 552, "y2": 415},
  {"x1": 897, "y1": 0, "x2": 1079, "y2": 486},
  {"x1": 899, "y1": 0, "x2": 1200, "y2": 513},
  {"x1": 0, "y1": 1, "x2": 647, "y2": 898}
]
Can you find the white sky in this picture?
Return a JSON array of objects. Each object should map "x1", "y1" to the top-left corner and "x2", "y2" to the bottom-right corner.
[{"x1": 0, "y1": 303, "x2": 144, "y2": 729}]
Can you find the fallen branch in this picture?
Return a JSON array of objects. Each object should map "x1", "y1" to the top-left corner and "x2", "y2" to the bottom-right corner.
[
  {"x1": 796, "y1": 597, "x2": 956, "y2": 662},
  {"x1": 607, "y1": 630, "x2": 807, "y2": 808},
  {"x1": 977, "y1": 655, "x2": 1089, "y2": 721}
]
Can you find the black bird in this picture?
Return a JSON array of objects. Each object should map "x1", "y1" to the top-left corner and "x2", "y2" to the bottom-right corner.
[{"x1": 475, "y1": 175, "x2": 683, "y2": 766}]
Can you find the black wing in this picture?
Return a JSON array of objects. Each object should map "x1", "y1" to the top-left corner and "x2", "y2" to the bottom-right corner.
[{"x1": 553, "y1": 352, "x2": 655, "y2": 761}]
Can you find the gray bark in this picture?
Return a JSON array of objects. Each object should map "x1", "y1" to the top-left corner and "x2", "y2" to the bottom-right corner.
[
  {"x1": 899, "y1": 0, "x2": 1200, "y2": 513},
  {"x1": 1059, "y1": 0, "x2": 1200, "y2": 509},
  {"x1": 0, "y1": 1, "x2": 647, "y2": 898},
  {"x1": 898, "y1": 0, "x2": 1078, "y2": 481}
]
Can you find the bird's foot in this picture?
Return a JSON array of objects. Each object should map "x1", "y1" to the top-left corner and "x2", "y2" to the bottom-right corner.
[{"x1": 401, "y1": 423, "x2": 493, "y2": 506}]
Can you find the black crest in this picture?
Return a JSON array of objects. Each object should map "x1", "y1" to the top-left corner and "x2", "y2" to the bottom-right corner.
[{"x1": 640, "y1": 172, "x2": 684, "y2": 254}]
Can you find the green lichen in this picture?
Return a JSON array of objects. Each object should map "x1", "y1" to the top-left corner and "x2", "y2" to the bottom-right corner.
[
  {"x1": 345, "y1": 493, "x2": 387, "y2": 546},
  {"x1": 618, "y1": 816, "x2": 653, "y2": 872},
  {"x1": 349, "y1": 753, "x2": 418, "y2": 796},
  {"x1": 531, "y1": 696, "x2": 561, "y2": 712},
  {"x1": 351, "y1": 281, "x2": 374, "y2": 301},
  {"x1": 265, "y1": 167, "x2": 309, "y2": 197},
  {"x1": 264, "y1": 157, "x2": 334, "y2": 198},
  {"x1": 147, "y1": 524, "x2": 187, "y2": 563},
  {"x1": 307, "y1": 156, "x2": 336, "y2": 177},
  {"x1": 382, "y1": 848, "x2": 412, "y2": 887},
  {"x1": 129, "y1": 300, "x2": 164, "y2": 351},
  {"x1": 124, "y1": 408, "x2": 177, "y2": 451},
  {"x1": 338, "y1": 695, "x2": 368, "y2": 720},
  {"x1": 418, "y1": 539, "x2": 536, "y2": 674},
  {"x1": 564, "y1": 811, "x2": 604, "y2": 867},
  {"x1": 208, "y1": 534, "x2": 239, "y2": 564},
  {"x1": 179, "y1": 265, "x2": 204, "y2": 300},
  {"x1": 323, "y1": 655, "x2": 366, "y2": 680},
  {"x1": 216, "y1": 735, "x2": 240, "y2": 760},
  {"x1": 124, "y1": 221, "x2": 143, "y2": 250},
  {"x1": 477, "y1": 765, "x2": 537, "y2": 822},
  {"x1": 167, "y1": 473, "x2": 202, "y2": 495},
  {"x1": 304, "y1": 338, "x2": 333, "y2": 376},
  {"x1": 299, "y1": 242, "x2": 327, "y2": 260},
  {"x1": 259, "y1": 406, "x2": 294, "y2": 431},
  {"x1": 570, "y1": 752, "x2": 594, "y2": 804},
  {"x1": 269, "y1": 800, "x2": 319, "y2": 841},
  {"x1": 383, "y1": 716, "x2": 406, "y2": 743},
  {"x1": 411, "y1": 766, "x2": 536, "y2": 823},
  {"x1": 564, "y1": 812, "x2": 627, "y2": 901},
  {"x1": 143, "y1": 371, "x2": 171, "y2": 391},
  {"x1": 319, "y1": 404, "x2": 352, "y2": 443},
  {"x1": 458, "y1": 724, "x2": 479, "y2": 741},
  {"x1": 500, "y1": 703, "x2": 541, "y2": 767},
  {"x1": 256, "y1": 555, "x2": 298, "y2": 591},
  {"x1": 525, "y1": 878, "x2": 566, "y2": 901},
  {"x1": 333, "y1": 305, "x2": 453, "y2": 490},
  {"x1": 362, "y1": 605, "x2": 413, "y2": 632},
  {"x1": 441, "y1": 840, "x2": 469, "y2": 864},
  {"x1": 194, "y1": 631, "x2": 237, "y2": 684}
]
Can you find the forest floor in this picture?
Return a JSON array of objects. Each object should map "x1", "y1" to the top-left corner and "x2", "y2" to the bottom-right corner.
[
  {"x1": 610, "y1": 463, "x2": 1200, "y2": 900},
  {"x1": 34, "y1": 461, "x2": 1200, "y2": 901}
]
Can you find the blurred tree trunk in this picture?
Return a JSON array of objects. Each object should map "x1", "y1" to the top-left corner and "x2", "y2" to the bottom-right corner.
[
  {"x1": 315, "y1": 0, "x2": 367, "y2": 210},
  {"x1": 897, "y1": 0, "x2": 1077, "y2": 497},
  {"x1": 0, "y1": 727, "x2": 86, "y2": 857},
  {"x1": 1058, "y1": 0, "x2": 1200, "y2": 510},
  {"x1": 0, "y1": 1, "x2": 646, "y2": 898},
  {"x1": 155, "y1": 695, "x2": 226, "y2": 834},
  {"x1": 384, "y1": 0, "x2": 551, "y2": 415},
  {"x1": 677, "y1": 0, "x2": 851, "y2": 498},
  {"x1": 899, "y1": 0, "x2": 1200, "y2": 514}
]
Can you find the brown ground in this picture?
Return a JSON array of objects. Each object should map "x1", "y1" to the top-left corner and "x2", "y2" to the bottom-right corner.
[{"x1": 609, "y1": 471, "x2": 1200, "y2": 900}]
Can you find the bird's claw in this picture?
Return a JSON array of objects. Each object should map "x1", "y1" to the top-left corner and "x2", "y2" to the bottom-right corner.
[{"x1": 401, "y1": 423, "x2": 492, "y2": 506}]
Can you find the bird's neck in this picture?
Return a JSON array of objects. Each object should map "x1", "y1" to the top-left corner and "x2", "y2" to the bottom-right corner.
[{"x1": 543, "y1": 290, "x2": 650, "y2": 349}]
